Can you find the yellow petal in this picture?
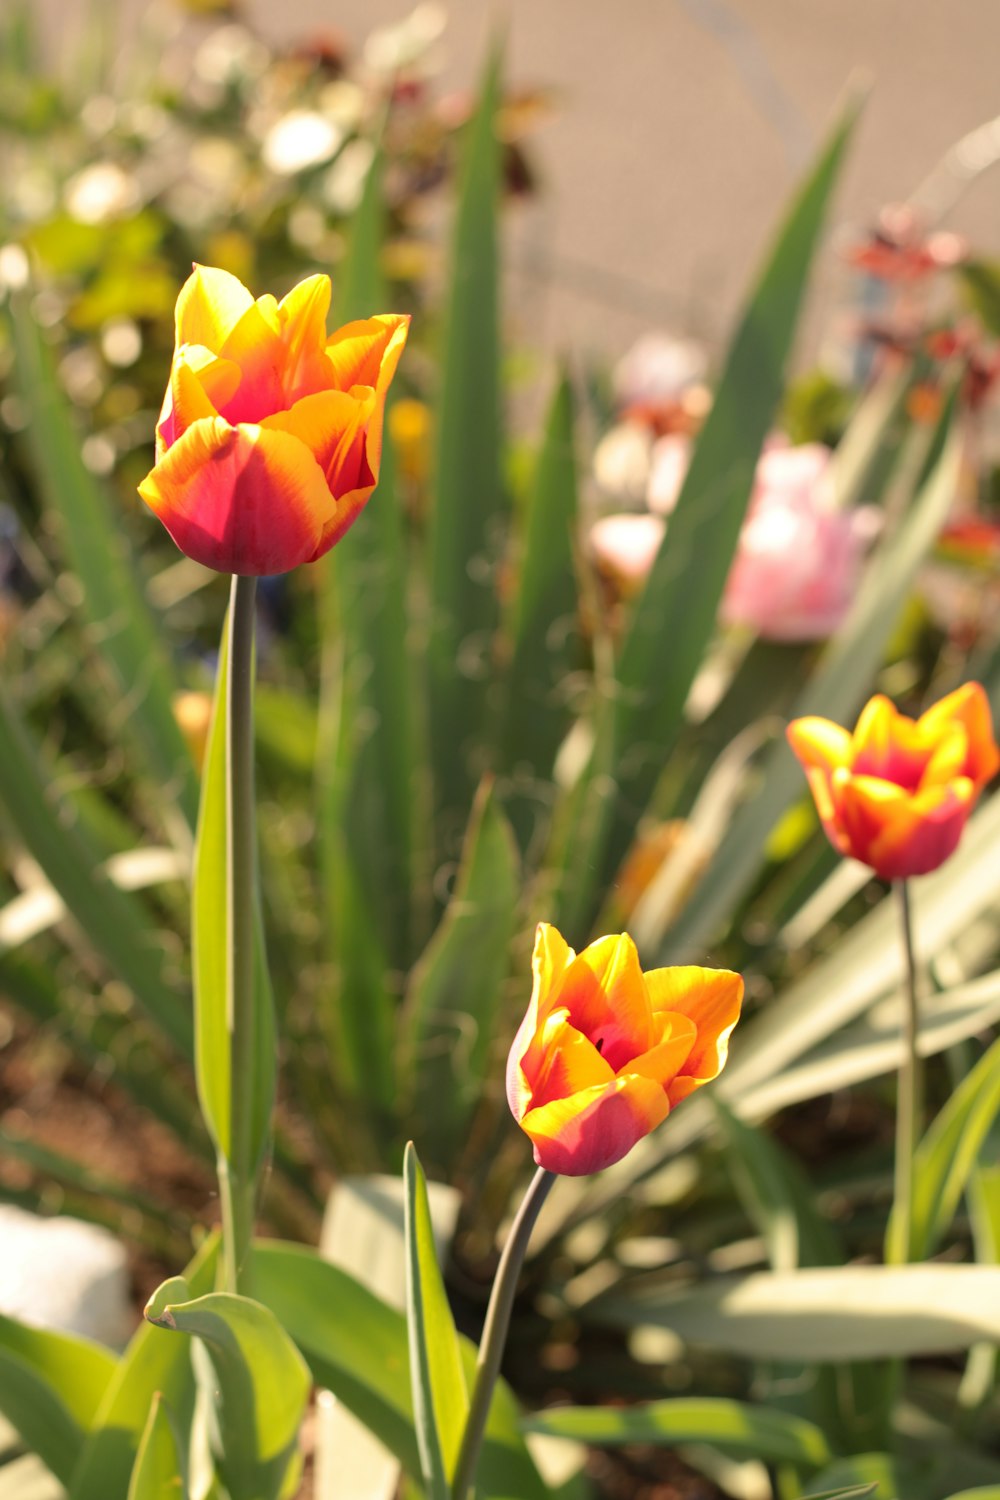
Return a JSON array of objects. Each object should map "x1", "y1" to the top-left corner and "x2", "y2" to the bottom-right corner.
[
  {"x1": 526, "y1": 1011, "x2": 614, "y2": 1111},
  {"x1": 278, "y1": 274, "x2": 335, "y2": 401},
  {"x1": 919, "y1": 681, "x2": 1000, "y2": 792},
  {"x1": 644, "y1": 966, "x2": 743, "y2": 1105},
  {"x1": 786, "y1": 716, "x2": 852, "y2": 774},
  {"x1": 559, "y1": 932, "x2": 654, "y2": 1069},
  {"x1": 506, "y1": 923, "x2": 576, "y2": 1120},
  {"x1": 175, "y1": 265, "x2": 254, "y2": 353}
]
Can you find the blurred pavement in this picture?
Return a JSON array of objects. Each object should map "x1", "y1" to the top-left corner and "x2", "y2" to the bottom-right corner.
[{"x1": 46, "y1": 1, "x2": 1000, "y2": 363}]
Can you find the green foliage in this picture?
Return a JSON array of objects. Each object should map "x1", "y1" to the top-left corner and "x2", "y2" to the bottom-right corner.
[
  {"x1": 403, "y1": 1144, "x2": 469, "y2": 1497},
  {"x1": 6, "y1": 23, "x2": 1000, "y2": 1500},
  {"x1": 144, "y1": 1281, "x2": 310, "y2": 1500}
]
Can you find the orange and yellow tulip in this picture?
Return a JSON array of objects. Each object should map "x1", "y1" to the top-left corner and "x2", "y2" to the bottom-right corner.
[
  {"x1": 787, "y1": 683, "x2": 999, "y2": 881},
  {"x1": 139, "y1": 265, "x2": 409, "y2": 574},
  {"x1": 506, "y1": 923, "x2": 742, "y2": 1176}
]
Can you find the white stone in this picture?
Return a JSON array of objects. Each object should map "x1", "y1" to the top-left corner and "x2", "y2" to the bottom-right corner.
[{"x1": 0, "y1": 1206, "x2": 131, "y2": 1349}]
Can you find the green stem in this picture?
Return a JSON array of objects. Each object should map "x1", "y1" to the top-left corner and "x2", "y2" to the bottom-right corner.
[
  {"x1": 220, "y1": 573, "x2": 258, "y2": 1294},
  {"x1": 451, "y1": 1167, "x2": 555, "y2": 1500},
  {"x1": 892, "y1": 877, "x2": 921, "y2": 1264}
]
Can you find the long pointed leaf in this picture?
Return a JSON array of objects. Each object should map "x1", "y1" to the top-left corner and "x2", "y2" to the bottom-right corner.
[
  {"x1": 660, "y1": 396, "x2": 961, "y2": 960},
  {"x1": 403, "y1": 1145, "x2": 468, "y2": 1497},
  {"x1": 558, "y1": 97, "x2": 861, "y2": 933},
  {"x1": 497, "y1": 371, "x2": 580, "y2": 852},
  {"x1": 0, "y1": 1318, "x2": 116, "y2": 1487},
  {"x1": 0, "y1": 682, "x2": 191, "y2": 1055},
  {"x1": 399, "y1": 780, "x2": 519, "y2": 1173},
  {"x1": 69, "y1": 1234, "x2": 218, "y2": 1500},
  {"x1": 7, "y1": 293, "x2": 198, "y2": 831},
  {"x1": 144, "y1": 1284, "x2": 310, "y2": 1500},
  {"x1": 523, "y1": 1397, "x2": 831, "y2": 1467},
  {"x1": 192, "y1": 611, "x2": 275, "y2": 1171},
  {"x1": 252, "y1": 1240, "x2": 547, "y2": 1500},
  {"x1": 126, "y1": 1394, "x2": 188, "y2": 1500},
  {"x1": 427, "y1": 43, "x2": 505, "y2": 862}
]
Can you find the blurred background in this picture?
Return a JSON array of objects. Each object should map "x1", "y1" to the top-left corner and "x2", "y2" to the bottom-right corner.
[{"x1": 26, "y1": 0, "x2": 1000, "y2": 360}]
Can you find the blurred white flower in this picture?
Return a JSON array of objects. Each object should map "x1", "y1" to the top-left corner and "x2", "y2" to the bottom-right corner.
[
  {"x1": 614, "y1": 332, "x2": 707, "y2": 409},
  {"x1": 65, "y1": 163, "x2": 137, "y2": 224},
  {"x1": 323, "y1": 138, "x2": 375, "y2": 215},
  {"x1": 590, "y1": 513, "x2": 665, "y2": 592},
  {"x1": 648, "y1": 433, "x2": 691, "y2": 516},
  {"x1": 262, "y1": 111, "x2": 344, "y2": 176},
  {"x1": 592, "y1": 421, "x2": 652, "y2": 504}
]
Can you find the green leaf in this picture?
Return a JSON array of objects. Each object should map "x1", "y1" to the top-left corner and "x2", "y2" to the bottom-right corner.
[
  {"x1": 805, "y1": 1457, "x2": 896, "y2": 1500},
  {"x1": 6, "y1": 293, "x2": 199, "y2": 831},
  {"x1": 659, "y1": 400, "x2": 961, "y2": 959},
  {"x1": 523, "y1": 1396, "x2": 831, "y2": 1466},
  {"x1": 593, "y1": 1263, "x2": 1000, "y2": 1360},
  {"x1": 802, "y1": 1485, "x2": 880, "y2": 1500},
  {"x1": 192, "y1": 608, "x2": 275, "y2": 1172},
  {"x1": 427, "y1": 42, "x2": 506, "y2": 861},
  {"x1": 144, "y1": 1285, "x2": 310, "y2": 1500},
  {"x1": 558, "y1": 96, "x2": 862, "y2": 933},
  {"x1": 403, "y1": 1144, "x2": 468, "y2": 1496},
  {"x1": 711, "y1": 1098, "x2": 841, "y2": 1271},
  {"x1": 945, "y1": 1490, "x2": 1000, "y2": 1500},
  {"x1": 889, "y1": 1031, "x2": 1000, "y2": 1263},
  {"x1": 70, "y1": 1233, "x2": 218, "y2": 1500},
  {"x1": 126, "y1": 1394, "x2": 188, "y2": 1500},
  {"x1": 399, "y1": 779, "x2": 519, "y2": 1172},
  {"x1": 497, "y1": 371, "x2": 581, "y2": 852},
  {"x1": 0, "y1": 681, "x2": 191, "y2": 1056},
  {"x1": 0, "y1": 1317, "x2": 116, "y2": 1485},
  {"x1": 252, "y1": 1240, "x2": 547, "y2": 1500},
  {"x1": 738, "y1": 965, "x2": 1000, "y2": 1125},
  {"x1": 318, "y1": 144, "x2": 416, "y2": 1128},
  {"x1": 959, "y1": 260, "x2": 1000, "y2": 338},
  {"x1": 315, "y1": 1172, "x2": 460, "y2": 1499}
]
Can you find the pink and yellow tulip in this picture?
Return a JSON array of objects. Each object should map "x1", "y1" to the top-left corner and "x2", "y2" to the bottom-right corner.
[
  {"x1": 787, "y1": 683, "x2": 999, "y2": 880},
  {"x1": 507, "y1": 923, "x2": 743, "y2": 1176},
  {"x1": 139, "y1": 265, "x2": 409, "y2": 574}
]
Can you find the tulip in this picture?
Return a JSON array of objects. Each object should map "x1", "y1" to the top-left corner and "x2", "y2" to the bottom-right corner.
[
  {"x1": 507, "y1": 923, "x2": 742, "y2": 1176},
  {"x1": 787, "y1": 683, "x2": 1000, "y2": 881},
  {"x1": 139, "y1": 265, "x2": 409, "y2": 574},
  {"x1": 721, "y1": 442, "x2": 878, "y2": 641}
]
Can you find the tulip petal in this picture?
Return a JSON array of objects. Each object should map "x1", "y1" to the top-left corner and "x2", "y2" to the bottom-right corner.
[
  {"x1": 645, "y1": 966, "x2": 743, "y2": 1105},
  {"x1": 325, "y1": 314, "x2": 410, "y2": 392},
  {"x1": 175, "y1": 265, "x2": 254, "y2": 353},
  {"x1": 919, "y1": 681, "x2": 1000, "y2": 791},
  {"x1": 526, "y1": 1010, "x2": 614, "y2": 1113},
  {"x1": 157, "y1": 349, "x2": 242, "y2": 457},
  {"x1": 559, "y1": 933, "x2": 654, "y2": 1070},
  {"x1": 520, "y1": 1074, "x2": 670, "y2": 1176},
  {"x1": 313, "y1": 316, "x2": 410, "y2": 554},
  {"x1": 862, "y1": 776, "x2": 976, "y2": 880},
  {"x1": 138, "y1": 417, "x2": 336, "y2": 575},
  {"x1": 786, "y1": 716, "x2": 852, "y2": 775},
  {"x1": 627, "y1": 1009, "x2": 698, "y2": 1088},
  {"x1": 214, "y1": 299, "x2": 288, "y2": 425},
  {"x1": 278, "y1": 274, "x2": 335, "y2": 402},
  {"x1": 506, "y1": 923, "x2": 575, "y2": 1120},
  {"x1": 262, "y1": 388, "x2": 374, "y2": 497}
]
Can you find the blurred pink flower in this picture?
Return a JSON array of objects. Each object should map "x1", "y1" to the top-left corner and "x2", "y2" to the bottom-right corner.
[
  {"x1": 722, "y1": 443, "x2": 877, "y2": 640},
  {"x1": 589, "y1": 437, "x2": 877, "y2": 638}
]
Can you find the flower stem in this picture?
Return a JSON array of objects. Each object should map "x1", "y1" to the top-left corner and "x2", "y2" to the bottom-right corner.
[
  {"x1": 220, "y1": 572, "x2": 258, "y2": 1294},
  {"x1": 891, "y1": 877, "x2": 921, "y2": 1264},
  {"x1": 451, "y1": 1168, "x2": 555, "y2": 1500}
]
